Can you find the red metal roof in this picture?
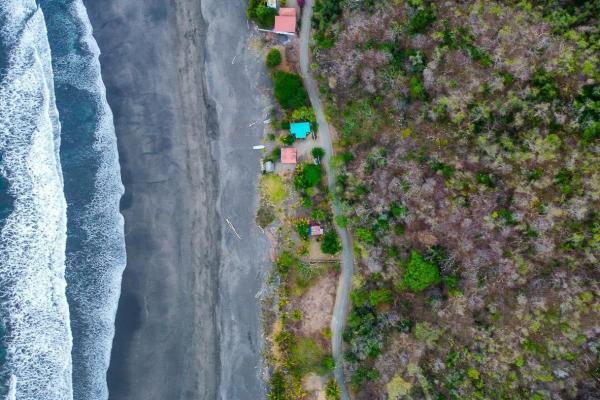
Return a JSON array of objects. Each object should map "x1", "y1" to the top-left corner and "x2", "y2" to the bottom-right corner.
[
  {"x1": 274, "y1": 16, "x2": 296, "y2": 33},
  {"x1": 279, "y1": 7, "x2": 296, "y2": 17},
  {"x1": 281, "y1": 147, "x2": 297, "y2": 164}
]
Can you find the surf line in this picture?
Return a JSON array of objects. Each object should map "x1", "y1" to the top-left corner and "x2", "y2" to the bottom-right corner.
[{"x1": 225, "y1": 218, "x2": 242, "y2": 240}]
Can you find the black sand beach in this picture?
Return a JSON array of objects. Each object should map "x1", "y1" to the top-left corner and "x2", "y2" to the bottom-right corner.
[{"x1": 84, "y1": 0, "x2": 269, "y2": 399}]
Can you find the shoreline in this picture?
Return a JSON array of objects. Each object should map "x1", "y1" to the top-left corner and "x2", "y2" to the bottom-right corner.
[
  {"x1": 85, "y1": 0, "x2": 218, "y2": 399},
  {"x1": 203, "y1": 0, "x2": 272, "y2": 398},
  {"x1": 85, "y1": 0, "x2": 270, "y2": 398}
]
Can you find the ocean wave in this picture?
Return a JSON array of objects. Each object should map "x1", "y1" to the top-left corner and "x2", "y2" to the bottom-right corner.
[
  {"x1": 0, "y1": 2, "x2": 72, "y2": 399},
  {"x1": 39, "y1": 1, "x2": 127, "y2": 399}
]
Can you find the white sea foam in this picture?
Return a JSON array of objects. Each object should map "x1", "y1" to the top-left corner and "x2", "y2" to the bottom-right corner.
[
  {"x1": 40, "y1": 1, "x2": 127, "y2": 399},
  {"x1": 5, "y1": 375, "x2": 16, "y2": 400},
  {"x1": 0, "y1": 2, "x2": 72, "y2": 400}
]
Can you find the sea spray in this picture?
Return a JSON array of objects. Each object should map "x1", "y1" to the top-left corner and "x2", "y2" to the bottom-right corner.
[
  {"x1": 39, "y1": 1, "x2": 127, "y2": 399},
  {"x1": 0, "y1": 2, "x2": 72, "y2": 399}
]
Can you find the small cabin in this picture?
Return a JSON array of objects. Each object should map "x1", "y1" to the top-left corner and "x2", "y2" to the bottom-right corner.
[
  {"x1": 290, "y1": 122, "x2": 311, "y2": 139},
  {"x1": 310, "y1": 223, "x2": 324, "y2": 237},
  {"x1": 281, "y1": 147, "x2": 297, "y2": 164},
  {"x1": 274, "y1": 8, "x2": 297, "y2": 35}
]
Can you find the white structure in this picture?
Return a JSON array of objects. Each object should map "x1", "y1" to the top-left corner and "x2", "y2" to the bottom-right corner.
[{"x1": 267, "y1": 0, "x2": 277, "y2": 8}]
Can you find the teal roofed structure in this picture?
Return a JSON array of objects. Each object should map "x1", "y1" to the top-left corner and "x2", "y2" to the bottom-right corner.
[{"x1": 290, "y1": 122, "x2": 311, "y2": 139}]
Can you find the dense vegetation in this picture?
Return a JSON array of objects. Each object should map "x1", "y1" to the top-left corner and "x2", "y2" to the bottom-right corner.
[
  {"x1": 260, "y1": 41, "x2": 341, "y2": 399},
  {"x1": 247, "y1": 0, "x2": 277, "y2": 29},
  {"x1": 313, "y1": 0, "x2": 599, "y2": 398},
  {"x1": 273, "y1": 71, "x2": 309, "y2": 110}
]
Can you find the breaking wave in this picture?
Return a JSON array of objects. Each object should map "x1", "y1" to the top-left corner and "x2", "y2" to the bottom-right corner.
[
  {"x1": 0, "y1": 2, "x2": 72, "y2": 399},
  {"x1": 39, "y1": 1, "x2": 127, "y2": 399},
  {"x1": 0, "y1": 1, "x2": 126, "y2": 399}
]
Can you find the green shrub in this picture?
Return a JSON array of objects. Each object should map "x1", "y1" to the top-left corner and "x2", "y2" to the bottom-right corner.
[
  {"x1": 267, "y1": 370, "x2": 288, "y2": 400},
  {"x1": 575, "y1": 83, "x2": 600, "y2": 142},
  {"x1": 256, "y1": 204, "x2": 275, "y2": 228},
  {"x1": 407, "y1": 1, "x2": 436, "y2": 34},
  {"x1": 402, "y1": 250, "x2": 441, "y2": 292},
  {"x1": 369, "y1": 288, "x2": 392, "y2": 306},
  {"x1": 280, "y1": 134, "x2": 295, "y2": 145},
  {"x1": 277, "y1": 251, "x2": 296, "y2": 274},
  {"x1": 273, "y1": 71, "x2": 309, "y2": 110},
  {"x1": 475, "y1": 171, "x2": 495, "y2": 187},
  {"x1": 431, "y1": 161, "x2": 454, "y2": 178},
  {"x1": 266, "y1": 48, "x2": 282, "y2": 68},
  {"x1": 323, "y1": 355, "x2": 336, "y2": 371},
  {"x1": 294, "y1": 164, "x2": 322, "y2": 190},
  {"x1": 351, "y1": 366, "x2": 380, "y2": 387},
  {"x1": 295, "y1": 220, "x2": 310, "y2": 240},
  {"x1": 325, "y1": 378, "x2": 341, "y2": 400},
  {"x1": 340, "y1": 100, "x2": 382, "y2": 145},
  {"x1": 409, "y1": 75, "x2": 428, "y2": 100},
  {"x1": 311, "y1": 147, "x2": 325, "y2": 160},
  {"x1": 415, "y1": 321, "x2": 442, "y2": 348},
  {"x1": 291, "y1": 106, "x2": 317, "y2": 125},
  {"x1": 356, "y1": 227, "x2": 375, "y2": 245},
  {"x1": 532, "y1": 68, "x2": 559, "y2": 101},
  {"x1": 321, "y1": 230, "x2": 341, "y2": 254}
]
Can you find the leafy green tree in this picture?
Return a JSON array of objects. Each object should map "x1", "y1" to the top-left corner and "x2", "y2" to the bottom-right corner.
[
  {"x1": 321, "y1": 230, "x2": 341, "y2": 254},
  {"x1": 311, "y1": 147, "x2": 325, "y2": 160},
  {"x1": 266, "y1": 48, "x2": 282, "y2": 68},
  {"x1": 273, "y1": 71, "x2": 308, "y2": 110},
  {"x1": 402, "y1": 250, "x2": 441, "y2": 292}
]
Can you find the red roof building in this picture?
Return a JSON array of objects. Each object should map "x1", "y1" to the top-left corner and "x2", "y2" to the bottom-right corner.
[
  {"x1": 274, "y1": 8, "x2": 297, "y2": 34},
  {"x1": 279, "y1": 7, "x2": 296, "y2": 17},
  {"x1": 310, "y1": 223, "x2": 324, "y2": 236},
  {"x1": 281, "y1": 147, "x2": 297, "y2": 164}
]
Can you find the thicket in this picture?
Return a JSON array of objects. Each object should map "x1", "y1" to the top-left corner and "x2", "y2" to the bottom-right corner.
[
  {"x1": 266, "y1": 48, "x2": 282, "y2": 68},
  {"x1": 247, "y1": 0, "x2": 276, "y2": 29},
  {"x1": 273, "y1": 71, "x2": 309, "y2": 110},
  {"x1": 294, "y1": 164, "x2": 322, "y2": 190},
  {"x1": 400, "y1": 250, "x2": 441, "y2": 292},
  {"x1": 321, "y1": 230, "x2": 341, "y2": 254},
  {"x1": 312, "y1": 0, "x2": 343, "y2": 48}
]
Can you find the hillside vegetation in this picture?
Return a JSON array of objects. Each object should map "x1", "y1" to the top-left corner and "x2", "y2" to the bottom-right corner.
[{"x1": 312, "y1": 0, "x2": 599, "y2": 398}]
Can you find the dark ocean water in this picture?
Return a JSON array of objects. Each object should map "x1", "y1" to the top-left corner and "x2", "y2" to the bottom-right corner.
[{"x1": 0, "y1": 1, "x2": 125, "y2": 399}]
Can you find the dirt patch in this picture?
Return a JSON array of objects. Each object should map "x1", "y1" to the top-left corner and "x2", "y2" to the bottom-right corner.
[
  {"x1": 302, "y1": 373, "x2": 327, "y2": 400},
  {"x1": 296, "y1": 272, "x2": 337, "y2": 336}
]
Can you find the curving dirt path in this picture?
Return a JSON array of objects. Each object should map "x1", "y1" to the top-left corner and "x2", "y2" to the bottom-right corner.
[{"x1": 299, "y1": 2, "x2": 353, "y2": 399}]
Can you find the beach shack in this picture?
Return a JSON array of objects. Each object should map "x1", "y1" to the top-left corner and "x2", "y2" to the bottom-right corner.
[
  {"x1": 274, "y1": 8, "x2": 297, "y2": 35},
  {"x1": 281, "y1": 147, "x2": 297, "y2": 164},
  {"x1": 309, "y1": 223, "x2": 323, "y2": 237},
  {"x1": 290, "y1": 122, "x2": 311, "y2": 139}
]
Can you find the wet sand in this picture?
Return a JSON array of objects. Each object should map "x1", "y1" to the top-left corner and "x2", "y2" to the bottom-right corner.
[{"x1": 85, "y1": 0, "x2": 269, "y2": 399}]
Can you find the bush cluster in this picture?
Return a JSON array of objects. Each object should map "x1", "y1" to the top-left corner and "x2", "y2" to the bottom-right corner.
[{"x1": 273, "y1": 71, "x2": 309, "y2": 110}]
